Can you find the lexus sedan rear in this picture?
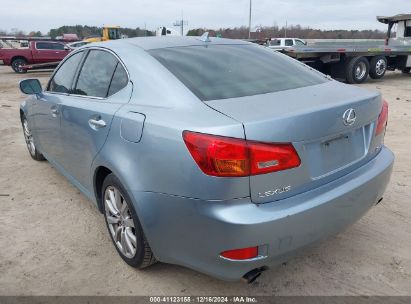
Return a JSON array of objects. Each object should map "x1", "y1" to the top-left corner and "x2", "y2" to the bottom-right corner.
[{"x1": 19, "y1": 36, "x2": 394, "y2": 281}]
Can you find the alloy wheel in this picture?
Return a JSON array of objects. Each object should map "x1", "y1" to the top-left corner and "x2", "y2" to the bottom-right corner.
[
  {"x1": 104, "y1": 186, "x2": 137, "y2": 258},
  {"x1": 355, "y1": 62, "x2": 367, "y2": 80},
  {"x1": 23, "y1": 119, "x2": 36, "y2": 156},
  {"x1": 375, "y1": 59, "x2": 386, "y2": 76}
]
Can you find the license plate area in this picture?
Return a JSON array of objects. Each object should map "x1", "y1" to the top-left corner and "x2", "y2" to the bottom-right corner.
[{"x1": 304, "y1": 126, "x2": 368, "y2": 179}]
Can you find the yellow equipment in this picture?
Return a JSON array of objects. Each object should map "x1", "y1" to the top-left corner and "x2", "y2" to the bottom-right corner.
[{"x1": 84, "y1": 25, "x2": 121, "y2": 43}]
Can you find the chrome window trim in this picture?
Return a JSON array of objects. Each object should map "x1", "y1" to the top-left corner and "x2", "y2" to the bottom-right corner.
[{"x1": 45, "y1": 46, "x2": 130, "y2": 100}]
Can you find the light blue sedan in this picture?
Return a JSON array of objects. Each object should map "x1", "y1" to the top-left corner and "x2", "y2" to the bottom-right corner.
[{"x1": 19, "y1": 36, "x2": 394, "y2": 282}]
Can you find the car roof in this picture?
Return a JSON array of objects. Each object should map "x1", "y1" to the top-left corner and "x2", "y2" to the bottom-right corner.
[{"x1": 91, "y1": 36, "x2": 250, "y2": 51}]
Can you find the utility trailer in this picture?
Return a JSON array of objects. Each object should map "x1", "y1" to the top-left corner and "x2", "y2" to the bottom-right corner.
[{"x1": 280, "y1": 14, "x2": 411, "y2": 84}]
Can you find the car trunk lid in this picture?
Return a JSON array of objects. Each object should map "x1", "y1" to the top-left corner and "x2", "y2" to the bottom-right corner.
[{"x1": 204, "y1": 81, "x2": 382, "y2": 203}]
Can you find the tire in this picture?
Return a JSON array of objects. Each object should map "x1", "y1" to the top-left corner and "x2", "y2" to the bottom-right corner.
[
  {"x1": 369, "y1": 56, "x2": 387, "y2": 79},
  {"x1": 11, "y1": 58, "x2": 27, "y2": 74},
  {"x1": 402, "y1": 67, "x2": 411, "y2": 74},
  {"x1": 21, "y1": 116, "x2": 45, "y2": 161},
  {"x1": 346, "y1": 56, "x2": 369, "y2": 84},
  {"x1": 102, "y1": 174, "x2": 156, "y2": 268}
]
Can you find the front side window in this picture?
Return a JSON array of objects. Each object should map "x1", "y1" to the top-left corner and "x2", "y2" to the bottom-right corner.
[
  {"x1": 285, "y1": 39, "x2": 293, "y2": 46},
  {"x1": 74, "y1": 50, "x2": 118, "y2": 97},
  {"x1": 150, "y1": 44, "x2": 327, "y2": 101},
  {"x1": 295, "y1": 40, "x2": 306, "y2": 46},
  {"x1": 53, "y1": 43, "x2": 65, "y2": 50},
  {"x1": 48, "y1": 51, "x2": 84, "y2": 93}
]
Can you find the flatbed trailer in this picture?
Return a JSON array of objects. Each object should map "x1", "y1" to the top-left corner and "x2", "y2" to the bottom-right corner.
[
  {"x1": 280, "y1": 14, "x2": 411, "y2": 83},
  {"x1": 21, "y1": 61, "x2": 61, "y2": 71}
]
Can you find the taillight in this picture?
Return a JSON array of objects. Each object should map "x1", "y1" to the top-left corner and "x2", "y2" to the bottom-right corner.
[
  {"x1": 248, "y1": 141, "x2": 301, "y2": 175},
  {"x1": 221, "y1": 246, "x2": 258, "y2": 260},
  {"x1": 375, "y1": 99, "x2": 388, "y2": 136},
  {"x1": 183, "y1": 131, "x2": 301, "y2": 177}
]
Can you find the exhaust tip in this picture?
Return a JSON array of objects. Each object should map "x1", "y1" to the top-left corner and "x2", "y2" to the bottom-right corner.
[{"x1": 242, "y1": 266, "x2": 268, "y2": 284}]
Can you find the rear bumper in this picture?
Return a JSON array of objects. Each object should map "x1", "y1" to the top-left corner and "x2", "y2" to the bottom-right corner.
[{"x1": 132, "y1": 147, "x2": 394, "y2": 280}]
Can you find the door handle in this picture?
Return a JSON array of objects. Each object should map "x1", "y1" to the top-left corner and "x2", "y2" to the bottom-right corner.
[{"x1": 89, "y1": 118, "x2": 107, "y2": 128}]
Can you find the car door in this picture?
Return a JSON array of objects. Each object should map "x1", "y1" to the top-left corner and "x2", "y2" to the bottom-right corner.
[
  {"x1": 284, "y1": 39, "x2": 294, "y2": 47},
  {"x1": 51, "y1": 42, "x2": 71, "y2": 61},
  {"x1": 32, "y1": 42, "x2": 56, "y2": 63},
  {"x1": 59, "y1": 48, "x2": 131, "y2": 191},
  {"x1": 33, "y1": 42, "x2": 68, "y2": 63},
  {"x1": 32, "y1": 51, "x2": 85, "y2": 163}
]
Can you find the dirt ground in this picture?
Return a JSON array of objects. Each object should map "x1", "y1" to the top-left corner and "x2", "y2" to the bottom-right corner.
[{"x1": 0, "y1": 65, "x2": 410, "y2": 296}]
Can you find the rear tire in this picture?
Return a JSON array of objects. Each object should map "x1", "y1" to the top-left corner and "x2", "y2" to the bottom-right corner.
[
  {"x1": 346, "y1": 56, "x2": 369, "y2": 84},
  {"x1": 11, "y1": 58, "x2": 27, "y2": 74},
  {"x1": 369, "y1": 56, "x2": 387, "y2": 79},
  {"x1": 102, "y1": 174, "x2": 156, "y2": 269}
]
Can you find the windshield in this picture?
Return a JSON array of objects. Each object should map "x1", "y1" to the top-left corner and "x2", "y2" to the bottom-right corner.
[{"x1": 149, "y1": 44, "x2": 327, "y2": 101}]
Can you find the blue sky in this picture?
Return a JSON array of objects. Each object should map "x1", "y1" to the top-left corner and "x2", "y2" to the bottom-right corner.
[{"x1": 0, "y1": 0, "x2": 409, "y2": 34}]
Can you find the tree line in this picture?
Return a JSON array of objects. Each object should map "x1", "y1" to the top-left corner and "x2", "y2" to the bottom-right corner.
[
  {"x1": 187, "y1": 25, "x2": 387, "y2": 39},
  {"x1": 49, "y1": 25, "x2": 155, "y2": 39},
  {"x1": 2, "y1": 24, "x2": 387, "y2": 40},
  {"x1": 0, "y1": 25, "x2": 155, "y2": 38}
]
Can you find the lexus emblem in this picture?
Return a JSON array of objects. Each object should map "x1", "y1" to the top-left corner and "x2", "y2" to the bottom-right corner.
[{"x1": 342, "y1": 108, "x2": 356, "y2": 126}]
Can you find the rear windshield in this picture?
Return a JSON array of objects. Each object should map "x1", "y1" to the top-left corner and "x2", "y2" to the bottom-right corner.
[{"x1": 149, "y1": 44, "x2": 327, "y2": 101}]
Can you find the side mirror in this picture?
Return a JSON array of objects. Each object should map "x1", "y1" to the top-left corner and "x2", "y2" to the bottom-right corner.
[
  {"x1": 64, "y1": 45, "x2": 70, "y2": 51},
  {"x1": 19, "y1": 79, "x2": 42, "y2": 95}
]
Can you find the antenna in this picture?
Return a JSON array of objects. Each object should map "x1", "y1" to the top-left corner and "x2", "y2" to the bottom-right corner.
[{"x1": 199, "y1": 32, "x2": 211, "y2": 42}]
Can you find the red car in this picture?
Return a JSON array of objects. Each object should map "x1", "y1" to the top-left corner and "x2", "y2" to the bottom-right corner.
[{"x1": 0, "y1": 41, "x2": 71, "y2": 73}]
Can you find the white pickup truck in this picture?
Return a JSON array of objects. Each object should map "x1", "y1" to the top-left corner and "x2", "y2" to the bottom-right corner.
[{"x1": 266, "y1": 38, "x2": 307, "y2": 50}]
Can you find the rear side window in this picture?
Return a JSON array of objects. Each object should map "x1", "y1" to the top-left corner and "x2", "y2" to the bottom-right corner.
[
  {"x1": 36, "y1": 42, "x2": 55, "y2": 50},
  {"x1": 74, "y1": 50, "x2": 118, "y2": 97},
  {"x1": 108, "y1": 63, "x2": 128, "y2": 96},
  {"x1": 48, "y1": 51, "x2": 84, "y2": 93},
  {"x1": 269, "y1": 40, "x2": 281, "y2": 46},
  {"x1": 150, "y1": 44, "x2": 327, "y2": 101}
]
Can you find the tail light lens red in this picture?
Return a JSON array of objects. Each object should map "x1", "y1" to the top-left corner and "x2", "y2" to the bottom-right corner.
[
  {"x1": 221, "y1": 246, "x2": 258, "y2": 260},
  {"x1": 375, "y1": 99, "x2": 389, "y2": 136},
  {"x1": 183, "y1": 131, "x2": 301, "y2": 177}
]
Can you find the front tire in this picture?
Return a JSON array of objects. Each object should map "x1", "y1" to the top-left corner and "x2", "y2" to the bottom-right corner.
[
  {"x1": 22, "y1": 116, "x2": 45, "y2": 161},
  {"x1": 402, "y1": 67, "x2": 411, "y2": 74},
  {"x1": 369, "y1": 56, "x2": 387, "y2": 79},
  {"x1": 102, "y1": 174, "x2": 156, "y2": 268},
  {"x1": 11, "y1": 58, "x2": 27, "y2": 74},
  {"x1": 346, "y1": 56, "x2": 369, "y2": 84}
]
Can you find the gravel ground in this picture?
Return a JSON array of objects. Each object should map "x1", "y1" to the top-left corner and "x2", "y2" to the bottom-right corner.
[{"x1": 0, "y1": 65, "x2": 410, "y2": 296}]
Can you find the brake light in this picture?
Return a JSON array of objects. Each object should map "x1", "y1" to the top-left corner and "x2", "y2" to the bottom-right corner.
[
  {"x1": 183, "y1": 131, "x2": 301, "y2": 177},
  {"x1": 375, "y1": 100, "x2": 388, "y2": 135},
  {"x1": 221, "y1": 246, "x2": 258, "y2": 260},
  {"x1": 248, "y1": 141, "x2": 301, "y2": 175}
]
